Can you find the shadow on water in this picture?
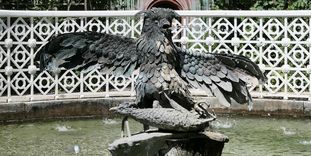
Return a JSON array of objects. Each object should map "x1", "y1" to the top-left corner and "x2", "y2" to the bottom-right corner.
[{"x1": 0, "y1": 116, "x2": 310, "y2": 155}]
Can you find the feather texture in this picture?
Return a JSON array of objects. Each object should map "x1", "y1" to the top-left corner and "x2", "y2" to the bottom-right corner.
[
  {"x1": 177, "y1": 47, "x2": 266, "y2": 107},
  {"x1": 36, "y1": 32, "x2": 139, "y2": 77}
]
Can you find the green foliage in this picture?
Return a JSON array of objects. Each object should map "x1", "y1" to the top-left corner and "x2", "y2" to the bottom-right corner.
[
  {"x1": 31, "y1": 0, "x2": 63, "y2": 10},
  {"x1": 0, "y1": 0, "x2": 130, "y2": 10},
  {"x1": 250, "y1": 0, "x2": 285, "y2": 10},
  {"x1": 251, "y1": 0, "x2": 311, "y2": 10},
  {"x1": 287, "y1": 0, "x2": 311, "y2": 10},
  {"x1": 211, "y1": 0, "x2": 311, "y2": 10},
  {"x1": 210, "y1": 0, "x2": 257, "y2": 10}
]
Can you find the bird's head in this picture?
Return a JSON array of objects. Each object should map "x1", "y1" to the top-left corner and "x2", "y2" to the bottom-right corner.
[{"x1": 137, "y1": 8, "x2": 180, "y2": 36}]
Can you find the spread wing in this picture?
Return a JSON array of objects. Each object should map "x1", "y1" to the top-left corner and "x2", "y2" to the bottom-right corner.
[
  {"x1": 177, "y1": 48, "x2": 266, "y2": 108},
  {"x1": 35, "y1": 32, "x2": 140, "y2": 76}
]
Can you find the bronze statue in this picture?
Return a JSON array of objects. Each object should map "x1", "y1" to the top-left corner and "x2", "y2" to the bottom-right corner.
[{"x1": 36, "y1": 8, "x2": 266, "y2": 132}]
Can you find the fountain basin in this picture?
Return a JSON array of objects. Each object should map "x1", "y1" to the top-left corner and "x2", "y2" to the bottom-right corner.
[
  {"x1": 0, "y1": 116, "x2": 310, "y2": 155},
  {"x1": 1, "y1": 97, "x2": 310, "y2": 123}
]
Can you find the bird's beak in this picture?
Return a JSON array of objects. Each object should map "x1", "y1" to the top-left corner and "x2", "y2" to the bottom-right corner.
[{"x1": 160, "y1": 19, "x2": 171, "y2": 29}]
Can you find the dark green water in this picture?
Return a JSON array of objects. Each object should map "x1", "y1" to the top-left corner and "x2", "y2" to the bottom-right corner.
[{"x1": 0, "y1": 117, "x2": 310, "y2": 156}]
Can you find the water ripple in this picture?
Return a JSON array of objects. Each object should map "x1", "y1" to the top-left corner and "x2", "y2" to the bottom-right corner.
[
  {"x1": 211, "y1": 120, "x2": 234, "y2": 129},
  {"x1": 299, "y1": 140, "x2": 311, "y2": 145},
  {"x1": 74, "y1": 145, "x2": 80, "y2": 153},
  {"x1": 280, "y1": 127, "x2": 296, "y2": 136},
  {"x1": 55, "y1": 125, "x2": 73, "y2": 132},
  {"x1": 102, "y1": 118, "x2": 118, "y2": 125}
]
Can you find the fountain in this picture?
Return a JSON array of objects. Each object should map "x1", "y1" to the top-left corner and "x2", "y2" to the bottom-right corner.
[{"x1": 33, "y1": 7, "x2": 265, "y2": 155}]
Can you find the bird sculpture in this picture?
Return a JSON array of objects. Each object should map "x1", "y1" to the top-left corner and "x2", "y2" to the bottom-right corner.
[{"x1": 36, "y1": 8, "x2": 266, "y2": 133}]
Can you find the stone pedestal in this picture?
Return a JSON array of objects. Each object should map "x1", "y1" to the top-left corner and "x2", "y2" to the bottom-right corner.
[{"x1": 108, "y1": 131, "x2": 228, "y2": 156}]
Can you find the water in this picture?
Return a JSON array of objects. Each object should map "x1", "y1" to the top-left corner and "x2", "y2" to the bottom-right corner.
[
  {"x1": 0, "y1": 118, "x2": 142, "y2": 155},
  {"x1": 0, "y1": 117, "x2": 310, "y2": 156},
  {"x1": 215, "y1": 116, "x2": 311, "y2": 156}
]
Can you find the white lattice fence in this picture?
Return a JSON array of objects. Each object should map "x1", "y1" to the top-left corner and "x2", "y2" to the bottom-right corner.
[{"x1": 0, "y1": 10, "x2": 310, "y2": 103}]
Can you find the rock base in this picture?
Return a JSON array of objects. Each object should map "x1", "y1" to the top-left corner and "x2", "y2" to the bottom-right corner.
[{"x1": 108, "y1": 131, "x2": 229, "y2": 156}]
